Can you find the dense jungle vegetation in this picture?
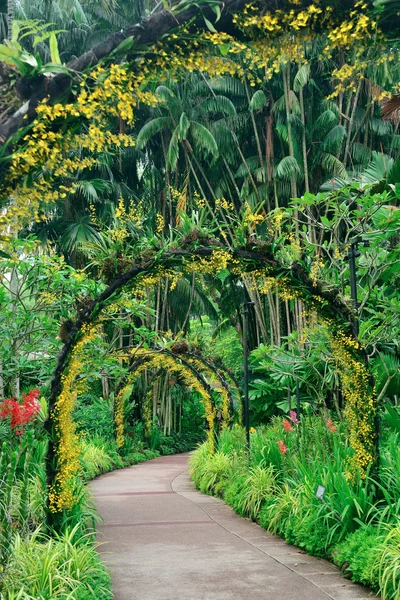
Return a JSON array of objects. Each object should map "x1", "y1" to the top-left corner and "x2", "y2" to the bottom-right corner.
[{"x1": 0, "y1": 0, "x2": 400, "y2": 597}]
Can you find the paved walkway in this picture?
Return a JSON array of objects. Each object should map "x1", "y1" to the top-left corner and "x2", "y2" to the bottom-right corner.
[{"x1": 90, "y1": 454, "x2": 378, "y2": 600}]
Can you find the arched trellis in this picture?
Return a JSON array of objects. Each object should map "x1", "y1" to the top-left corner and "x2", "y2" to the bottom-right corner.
[
  {"x1": 113, "y1": 346, "x2": 235, "y2": 449},
  {"x1": 45, "y1": 244, "x2": 377, "y2": 520}
]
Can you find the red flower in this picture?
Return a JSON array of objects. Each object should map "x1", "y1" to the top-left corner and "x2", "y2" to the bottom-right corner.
[
  {"x1": 277, "y1": 440, "x2": 288, "y2": 455},
  {"x1": 327, "y1": 418, "x2": 337, "y2": 432},
  {"x1": 0, "y1": 389, "x2": 41, "y2": 435},
  {"x1": 282, "y1": 419, "x2": 293, "y2": 432}
]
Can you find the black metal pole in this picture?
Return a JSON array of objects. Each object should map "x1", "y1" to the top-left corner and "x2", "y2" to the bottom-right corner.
[
  {"x1": 243, "y1": 302, "x2": 250, "y2": 451},
  {"x1": 348, "y1": 242, "x2": 359, "y2": 337},
  {"x1": 296, "y1": 377, "x2": 301, "y2": 421}
]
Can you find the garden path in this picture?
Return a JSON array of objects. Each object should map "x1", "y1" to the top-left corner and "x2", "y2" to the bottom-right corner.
[{"x1": 90, "y1": 454, "x2": 378, "y2": 600}]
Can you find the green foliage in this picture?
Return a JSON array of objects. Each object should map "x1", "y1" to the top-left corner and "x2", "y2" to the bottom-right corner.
[
  {"x1": 2, "y1": 526, "x2": 112, "y2": 599},
  {"x1": 190, "y1": 420, "x2": 400, "y2": 598},
  {"x1": 0, "y1": 20, "x2": 68, "y2": 77},
  {"x1": 189, "y1": 449, "x2": 232, "y2": 494},
  {"x1": 333, "y1": 527, "x2": 381, "y2": 588},
  {"x1": 240, "y1": 465, "x2": 276, "y2": 520}
]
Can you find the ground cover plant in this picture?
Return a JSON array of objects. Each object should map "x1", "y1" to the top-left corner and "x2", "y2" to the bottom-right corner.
[{"x1": 190, "y1": 417, "x2": 400, "y2": 598}]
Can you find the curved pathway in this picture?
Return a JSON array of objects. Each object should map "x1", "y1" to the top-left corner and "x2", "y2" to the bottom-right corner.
[{"x1": 90, "y1": 454, "x2": 378, "y2": 600}]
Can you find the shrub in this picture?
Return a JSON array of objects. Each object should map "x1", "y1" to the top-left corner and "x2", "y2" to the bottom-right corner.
[
  {"x1": 189, "y1": 445, "x2": 232, "y2": 494},
  {"x1": 333, "y1": 526, "x2": 381, "y2": 589},
  {"x1": 379, "y1": 523, "x2": 400, "y2": 600}
]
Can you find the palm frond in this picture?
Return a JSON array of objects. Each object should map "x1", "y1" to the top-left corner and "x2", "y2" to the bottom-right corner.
[
  {"x1": 275, "y1": 156, "x2": 301, "y2": 180},
  {"x1": 320, "y1": 153, "x2": 347, "y2": 178},
  {"x1": 190, "y1": 121, "x2": 219, "y2": 160},
  {"x1": 322, "y1": 125, "x2": 347, "y2": 151},
  {"x1": 249, "y1": 90, "x2": 268, "y2": 111},
  {"x1": 136, "y1": 116, "x2": 172, "y2": 148}
]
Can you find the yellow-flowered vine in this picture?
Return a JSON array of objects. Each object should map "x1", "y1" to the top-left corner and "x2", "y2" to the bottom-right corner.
[
  {"x1": 48, "y1": 324, "x2": 100, "y2": 512},
  {"x1": 114, "y1": 349, "x2": 221, "y2": 451},
  {"x1": 330, "y1": 331, "x2": 377, "y2": 479},
  {"x1": 44, "y1": 243, "x2": 378, "y2": 514}
]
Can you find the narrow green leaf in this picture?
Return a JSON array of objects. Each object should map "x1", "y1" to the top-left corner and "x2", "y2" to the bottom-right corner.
[
  {"x1": 204, "y1": 16, "x2": 217, "y2": 32},
  {"x1": 49, "y1": 33, "x2": 61, "y2": 64}
]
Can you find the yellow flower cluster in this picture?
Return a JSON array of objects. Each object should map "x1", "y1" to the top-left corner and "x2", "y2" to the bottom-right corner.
[
  {"x1": 310, "y1": 256, "x2": 325, "y2": 287},
  {"x1": 186, "y1": 250, "x2": 238, "y2": 278},
  {"x1": 156, "y1": 213, "x2": 165, "y2": 234},
  {"x1": 187, "y1": 355, "x2": 232, "y2": 429},
  {"x1": 215, "y1": 197, "x2": 235, "y2": 212},
  {"x1": 243, "y1": 202, "x2": 265, "y2": 229},
  {"x1": 115, "y1": 383, "x2": 133, "y2": 447},
  {"x1": 249, "y1": 270, "x2": 277, "y2": 295}
]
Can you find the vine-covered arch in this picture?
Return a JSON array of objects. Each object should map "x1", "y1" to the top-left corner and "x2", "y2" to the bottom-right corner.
[
  {"x1": 45, "y1": 243, "x2": 377, "y2": 519},
  {"x1": 113, "y1": 346, "x2": 236, "y2": 450}
]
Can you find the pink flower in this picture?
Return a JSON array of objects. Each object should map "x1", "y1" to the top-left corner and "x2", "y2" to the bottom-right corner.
[
  {"x1": 282, "y1": 419, "x2": 293, "y2": 432},
  {"x1": 289, "y1": 410, "x2": 299, "y2": 424},
  {"x1": 327, "y1": 418, "x2": 337, "y2": 432},
  {"x1": 277, "y1": 440, "x2": 288, "y2": 455}
]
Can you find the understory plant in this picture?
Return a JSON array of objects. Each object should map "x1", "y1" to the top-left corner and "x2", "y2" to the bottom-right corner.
[
  {"x1": 190, "y1": 419, "x2": 400, "y2": 599},
  {"x1": 1, "y1": 526, "x2": 112, "y2": 600}
]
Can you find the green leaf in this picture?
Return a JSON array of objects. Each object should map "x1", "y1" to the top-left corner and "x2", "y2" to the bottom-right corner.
[
  {"x1": 321, "y1": 153, "x2": 347, "y2": 178},
  {"x1": 249, "y1": 90, "x2": 268, "y2": 111},
  {"x1": 11, "y1": 21, "x2": 21, "y2": 45},
  {"x1": 136, "y1": 117, "x2": 172, "y2": 148},
  {"x1": 219, "y1": 44, "x2": 230, "y2": 56},
  {"x1": 49, "y1": 32, "x2": 61, "y2": 64},
  {"x1": 293, "y1": 63, "x2": 310, "y2": 91},
  {"x1": 321, "y1": 216, "x2": 331, "y2": 227},
  {"x1": 39, "y1": 63, "x2": 71, "y2": 76},
  {"x1": 314, "y1": 110, "x2": 337, "y2": 133},
  {"x1": 178, "y1": 112, "x2": 190, "y2": 140},
  {"x1": 211, "y1": 4, "x2": 221, "y2": 21},
  {"x1": 190, "y1": 121, "x2": 219, "y2": 159},
  {"x1": 204, "y1": 16, "x2": 217, "y2": 32},
  {"x1": 167, "y1": 126, "x2": 180, "y2": 170},
  {"x1": 323, "y1": 125, "x2": 347, "y2": 150},
  {"x1": 111, "y1": 35, "x2": 135, "y2": 56}
]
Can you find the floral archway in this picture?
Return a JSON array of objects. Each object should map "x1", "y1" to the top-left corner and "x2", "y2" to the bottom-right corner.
[{"x1": 44, "y1": 242, "x2": 377, "y2": 518}]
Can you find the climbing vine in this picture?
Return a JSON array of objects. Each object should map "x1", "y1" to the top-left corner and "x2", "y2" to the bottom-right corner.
[
  {"x1": 48, "y1": 324, "x2": 100, "y2": 512},
  {"x1": 114, "y1": 349, "x2": 218, "y2": 450},
  {"x1": 331, "y1": 331, "x2": 377, "y2": 479}
]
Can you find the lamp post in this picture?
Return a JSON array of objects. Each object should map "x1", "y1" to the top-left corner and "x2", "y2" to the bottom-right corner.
[
  {"x1": 346, "y1": 237, "x2": 370, "y2": 337},
  {"x1": 242, "y1": 301, "x2": 253, "y2": 451},
  {"x1": 347, "y1": 241, "x2": 360, "y2": 337},
  {"x1": 296, "y1": 377, "x2": 301, "y2": 421}
]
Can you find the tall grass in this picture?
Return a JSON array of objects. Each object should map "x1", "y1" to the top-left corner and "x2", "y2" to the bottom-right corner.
[{"x1": 2, "y1": 526, "x2": 112, "y2": 599}]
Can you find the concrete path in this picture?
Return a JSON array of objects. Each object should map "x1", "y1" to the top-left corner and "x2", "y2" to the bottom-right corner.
[{"x1": 90, "y1": 454, "x2": 379, "y2": 600}]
